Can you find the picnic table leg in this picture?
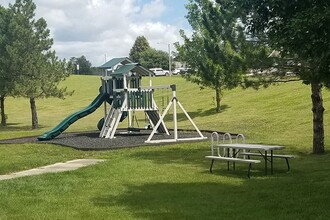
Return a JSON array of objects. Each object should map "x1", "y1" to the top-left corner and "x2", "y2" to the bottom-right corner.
[
  {"x1": 271, "y1": 150, "x2": 273, "y2": 175},
  {"x1": 247, "y1": 163, "x2": 252, "y2": 178},
  {"x1": 285, "y1": 158, "x2": 290, "y2": 171},
  {"x1": 227, "y1": 148, "x2": 230, "y2": 171},
  {"x1": 233, "y1": 149, "x2": 235, "y2": 170},
  {"x1": 209, "y1": 159, "x2": 215, "y2": 173},
  {"x1": 264, "y1": 150, "x2": 268, "y2": 175}
]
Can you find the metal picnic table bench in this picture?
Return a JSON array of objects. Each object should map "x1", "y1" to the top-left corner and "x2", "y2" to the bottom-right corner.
[{"x1": 205, "y1": 132, "x2": 294, "y2": 178}]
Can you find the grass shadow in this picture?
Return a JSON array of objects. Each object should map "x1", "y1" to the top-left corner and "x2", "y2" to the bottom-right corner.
[
  {"x1": 0, "y1": 123, "x2": 47, "y2": 131},
  {"x1": 91, "y1": 173, "x2": 323, "y2": 220},
  {"x1": 91, "y1": 182, "x2": 248, "y2": 219},
  {"x1": 163, "y1": 105, "x2": 230, "y2": 122},
  {"x1": 128, "y1": 146, "x2": 291, "y2": 177},
  {"x1": 0, "y1": 124, "x2": 32, "y2": 132}
]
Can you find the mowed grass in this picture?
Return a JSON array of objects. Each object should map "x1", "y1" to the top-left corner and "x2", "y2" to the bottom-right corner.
[
  {"x1": 2, "y1": 75, "x2": 329, "y2": 151},
  {"x1": 1, "y1": 143, "x2": 330, "y2": 219},
  {"x1": 1, "y1": 75, "x2": 330, "y2": 219}
]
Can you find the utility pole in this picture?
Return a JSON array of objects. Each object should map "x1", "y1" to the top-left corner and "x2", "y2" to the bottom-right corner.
[{"x1": 168, "y1": 44, "x2": 172, "y2": 75}]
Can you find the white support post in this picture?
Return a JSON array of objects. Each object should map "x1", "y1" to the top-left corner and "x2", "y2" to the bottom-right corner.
[
  {"x1": 112, "y1": 79, "x2": 116, "y2": 90},
  {"x1": 176, "y1": 101, "x2": 205, "y2": 138},
  {"x1": 123, "y1": 74, "x2": 127, "y2": 90},
  {"x1": 173, "y1": 91, "x2": 178, "y2": 140},
  {"x1": 103, "y1": 79, "x2": 107, "y2": 119},
  {"x1": 145, "y1": 84, "x2": 207, "y2": 144}
]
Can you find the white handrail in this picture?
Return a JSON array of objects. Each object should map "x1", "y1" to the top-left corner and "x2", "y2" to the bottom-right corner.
[
  {"x1": 211, "y1": 132, "x2": 219, "y2": 156},
  {"x1": 236, "y1": 134, "x2": 246, "y2": 159},
  {"x1": 222, "y1": 133, "x2": 232, "y2": 157}
]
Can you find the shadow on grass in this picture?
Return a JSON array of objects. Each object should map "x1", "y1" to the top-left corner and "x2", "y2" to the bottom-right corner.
[
  {"x1": 90, "y1": 153, "x2": 330, "y2": 219},
  {"x1": 0, "y1": 123, "x2": 47, "y2": 132},
  {"x1": 129, "y1": 147, "x2": 208, "y2": 167},
  {"x1": 92, "y1": 182, "x2": 248, "y2": 219},
  {"x1": 127, "y1": 146, "x2": 291, "y2": 178},
  {"x1": 90, "y1": 174, "x2": 321, "y2": 220},
  {"x1": 83, "y1": 143, "x2": 330, "y2": 218},
  {"x1": 163, "y1": 105, "x2": 230, "y2": 123},
  {"x1": 0, "y1": 123, "x2": 32, "y2": 132}
]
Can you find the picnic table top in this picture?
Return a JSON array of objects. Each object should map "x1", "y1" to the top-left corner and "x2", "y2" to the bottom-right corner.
[{"x1": 215, "y1": 143, "x2": 285, "y2": 151}]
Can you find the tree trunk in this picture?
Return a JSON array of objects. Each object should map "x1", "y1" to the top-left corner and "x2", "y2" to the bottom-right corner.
[
  {"x1": 0, "y1": 96, "x2": 6, "y2": 126},
  {"x1": 311, "y1": 82, "x2": 325, "y2": 154},
  {"x1": 215, "y1": 87, "x2": 221, "y2": 113},
  {"x1": 30, "y1": 97, "x2": 38, "y2": 129}
]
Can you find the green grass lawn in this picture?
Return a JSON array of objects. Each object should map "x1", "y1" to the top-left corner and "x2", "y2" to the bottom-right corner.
[{"x1": 1, "y1": 75, "x2": 330, "y2": 219}]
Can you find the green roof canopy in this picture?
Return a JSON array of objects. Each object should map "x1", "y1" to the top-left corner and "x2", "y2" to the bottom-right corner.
[
  {"x1": 99, "y1": 57, "x2": 153, "y2": 77},
  {"x1": 111, "y1": 63, "x2": 153, "y2": 77},
  {"x1": 98, "y1": 57, "x2": 133, "y2": 69}
]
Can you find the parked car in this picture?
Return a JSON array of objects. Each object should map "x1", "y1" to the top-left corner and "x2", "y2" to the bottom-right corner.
[
  {"x1": 172, "y1": 69, "x2": 180, "y2": 75},
  {"x1": 149, "y1": 68, "x2": 169, "y2": 76}
]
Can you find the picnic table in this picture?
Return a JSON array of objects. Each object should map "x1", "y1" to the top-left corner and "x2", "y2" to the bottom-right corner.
[
  {"x1": 215, "y1": 143, "x2": 285, "y2": 175},
  {"x1": 205, "y1": 132, "x2": 294, "y2": 178}
]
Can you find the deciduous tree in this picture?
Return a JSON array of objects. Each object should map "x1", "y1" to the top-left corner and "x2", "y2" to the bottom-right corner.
[
  {"x1": 230, "y1": 0, "x2": 330, "y2": 154},
  {"x1": 176, "y1": 0, "x2": 245, "y2": 112},
  {"x1": 140, "y1": 48, "x2": 170, "y2": 70},
  {"x1": 68, "y1": 55, "x2": 92, "y2": 75}
]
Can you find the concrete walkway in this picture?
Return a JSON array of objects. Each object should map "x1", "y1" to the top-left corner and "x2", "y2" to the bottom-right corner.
[{"x1": 0, "y1": 159, "x2": 105, "y2": 181}]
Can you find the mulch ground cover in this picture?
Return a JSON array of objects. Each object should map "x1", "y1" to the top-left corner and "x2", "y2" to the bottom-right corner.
[{"x1": 0, "y1": 129, "x2": 217, "y2": 151}]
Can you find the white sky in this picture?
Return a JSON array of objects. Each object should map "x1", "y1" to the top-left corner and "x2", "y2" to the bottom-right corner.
[{"x1": 0, "y1": 0, "x2": 191, "y2": 66}]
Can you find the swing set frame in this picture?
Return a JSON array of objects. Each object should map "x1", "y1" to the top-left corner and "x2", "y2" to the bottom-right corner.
[{"x1": 145, "y1": 84, "x2": 207, "y2": 144}]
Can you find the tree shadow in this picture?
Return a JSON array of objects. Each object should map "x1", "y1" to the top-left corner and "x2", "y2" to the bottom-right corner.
[
  {"x1": 0, "y1": 123, "x2": 46, "y2": 132},
  {"x1": 91, "y1": 182, "x2": 244, "y2": 219},
  {"x1": 90, "y1": 175, "x2": 309, "y2": 220},
  {"x1": 127, "y1": 146, "x2": 290, "y2": 177},
  {"x1": 163, "y1": 105, "x2": 230, "y2": 122}
]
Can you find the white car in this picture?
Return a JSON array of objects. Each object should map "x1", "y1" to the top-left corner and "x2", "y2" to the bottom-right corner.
[
  {"x1": 172, "y1": 69, "x2": 180, "y2": 75},
  {"x1": 150, "y1": 68, "x2": 169, "y2": 76}
]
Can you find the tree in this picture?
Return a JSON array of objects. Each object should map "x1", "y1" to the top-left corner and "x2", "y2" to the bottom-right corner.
[
  {"x1": 176, "y1": 0, "x2": 245, "y2": 112},
  {"x1": 129, "y1": 36, "x2": 151, "y2": 63},
  {"x1": 230, "y1": 0, "x2": 330, "y2": 154},
  {"x1": 77, "y1": 55, "x2": 92, "y2": 74},
  {"x1": 0, "y1": 6, "x2": 8, "y2": 126},
  {"x1": 68, "y1": 56, "x2": 92, "y2": 75},
  {"x1": 7, "y1": 0, "x2": 72, "y2": 129},
  {"x1": 140, "y1": 48, "x2": 170, "y2": 70}
]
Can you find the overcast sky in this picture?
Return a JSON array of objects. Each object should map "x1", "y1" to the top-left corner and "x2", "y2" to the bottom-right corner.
[{"x1": 0, "y1": 0, "x2": 191, "y2": 66}]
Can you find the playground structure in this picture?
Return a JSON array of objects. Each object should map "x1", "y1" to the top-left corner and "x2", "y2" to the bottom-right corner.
[{"x1": 38, "y1": 57, "x2": 206, "y2": 143}]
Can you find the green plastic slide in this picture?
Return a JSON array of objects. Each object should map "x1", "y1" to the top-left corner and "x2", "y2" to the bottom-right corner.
[{"x1": 38, "y1": 93, "x2": 110, "y2": 141}]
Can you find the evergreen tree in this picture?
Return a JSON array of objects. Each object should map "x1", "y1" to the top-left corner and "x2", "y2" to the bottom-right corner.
[
  {"x1": 0, "y1": 6, "x2": 13, "y2": 126},
  {"x1": 129, "y1": 36, "x2": 151, "y2": 63},
  {"x1": 7, "y1": 0, "x2": 72, "y2": 129}
]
